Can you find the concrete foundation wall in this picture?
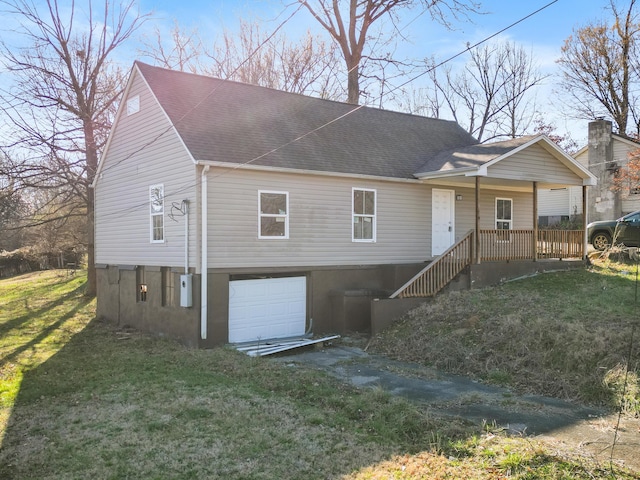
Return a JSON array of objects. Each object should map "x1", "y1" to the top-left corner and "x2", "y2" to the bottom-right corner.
[
  {"x1": 309, "y1": 264, "x2": 425, "y2": 335},
  {"x1": 97, "y1": 262, "x2": 426, "y2": 347},
  {"x1": 96, "y1": 265, "x2": 201, "y2": 347},
  {"x1": 469, "y1": 259, "x2": 582, "y2": 289},
  {"x1": 370, "y1": 260, "x2": 584, "y2": 335},
  {"x1": 98, "y1": 260, "x2": 581, "y2": 346}
]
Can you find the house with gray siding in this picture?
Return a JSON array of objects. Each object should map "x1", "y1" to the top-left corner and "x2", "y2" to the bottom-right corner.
[
  {"x1": 537, "y1": 119, "x2": 640, "y2": 226},
  {"x1": 94, "y1": 62, "x2": 596, "y2": 347}
]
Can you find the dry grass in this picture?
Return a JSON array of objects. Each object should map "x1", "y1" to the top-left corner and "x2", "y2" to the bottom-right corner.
[
  {"x1": 0, "y1": 271, "x2": 473, "y2": 479},
  {"x1": 1, "y1": 269, "x2": 638, "y2": 479},
  {"x1": 370, "y1": 259, "x2": 640, "y2": 411}
]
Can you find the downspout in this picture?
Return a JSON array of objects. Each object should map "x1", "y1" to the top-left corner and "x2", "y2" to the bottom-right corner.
[
  {"x1": 475, "y1": 176, "x2": 480, "y2": 264},
  {"x1": 201, "y1": 165, "x2": 210, "y2": 340},
  {"x1": 533, "y1": 181, "x2": 538, "y2": 261},
  {"x1": 583, "y1": 185, "x2": 588, "y2": 262},
  {"x1": 184, "y1": 200, "x2": 190, "y2": 274}
]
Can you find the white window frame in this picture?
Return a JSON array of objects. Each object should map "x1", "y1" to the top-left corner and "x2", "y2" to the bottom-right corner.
[
  {"x1": 495, "y1": 197, "x2": 513, "y2": 244},
  {"x1": 150, "y1": 184, "x2": 165, "y2": 243},
  {"x1": 352, "y1": 188, "x2": 376, "y2": 242},
  {"x1": 258, "y1": 190, "x2": 289, "y2": 239},
  {"x1": 127, "y1": 95, "x2": 140, "y2": 116}
]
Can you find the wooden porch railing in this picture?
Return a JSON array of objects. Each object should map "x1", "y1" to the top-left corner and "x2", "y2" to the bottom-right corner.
[
  {"x1": 537, "y1": 229, "x2": 584, "y2": 259},
  {"x1": 390, "y1": 229, "x2": 583, "y2": 299},
  {"x1": 390, "y1": 230, "x2": 474, "y2": 299},
  {"x1": 478, "y1": 229, "x2": 533, "y2": 261},
  {"x1": 479, "y1": 229, "x2": 584, "y2": 261}
]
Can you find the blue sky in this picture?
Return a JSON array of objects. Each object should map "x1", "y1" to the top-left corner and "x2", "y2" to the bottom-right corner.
[
  {"x1": 138, "y1": 0, "x2": 611, "y2": 61},
  {"x1": 133, "y1": 0, "x2": 616, "y2": 142},
  {"x1": 0, "y1": 0, "x2": 617, "y2": 143}
]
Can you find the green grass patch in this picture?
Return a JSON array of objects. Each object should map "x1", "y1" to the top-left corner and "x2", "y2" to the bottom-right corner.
[{"x1": 0, "y1": 268, "x2": 638, "y2": 479}]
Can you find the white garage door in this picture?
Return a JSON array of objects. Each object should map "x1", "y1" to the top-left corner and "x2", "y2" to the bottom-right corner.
[{"x1": 228, "y1": 276, "x2": 306, "y2": 344}]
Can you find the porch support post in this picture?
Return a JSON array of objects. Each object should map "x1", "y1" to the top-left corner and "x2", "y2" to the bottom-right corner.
[
  {"x1": 583, "y1": 185, "x2": 588, "y2": 261},
  {"x1": 533, "y1": 181, "x2": 538, "y2": 261},
  {"x1": 475, "y1": 176, "x2": 480, "y2": 264}
]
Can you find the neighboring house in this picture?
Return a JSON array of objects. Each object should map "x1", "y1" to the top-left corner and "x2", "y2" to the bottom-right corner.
[
  {"x1": 94, "y1": 62, "x2": 596, "y2": 347},
  {"x1": 538, "y1": 119, "x2": 640, "y2": 226}
]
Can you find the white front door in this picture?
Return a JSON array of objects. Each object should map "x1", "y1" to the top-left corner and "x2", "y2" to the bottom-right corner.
[{"x1": 432, "y1": 189, "x2": 455, "y2": 256}]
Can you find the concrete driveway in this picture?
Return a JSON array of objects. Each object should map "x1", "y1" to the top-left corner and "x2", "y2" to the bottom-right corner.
[{"x1": 273, "y1": 341, "x2": 640, "y2": 472}]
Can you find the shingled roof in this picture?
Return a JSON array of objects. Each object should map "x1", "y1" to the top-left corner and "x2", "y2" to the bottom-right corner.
[
  {"x1": 135, "y1": 61, "x2": 479, "y2": 179},
  {"x1": 415, "y1": 135, "x2": 538, "y2": 175}
]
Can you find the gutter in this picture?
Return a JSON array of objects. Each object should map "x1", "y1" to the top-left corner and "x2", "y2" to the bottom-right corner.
[{"x1": 200, "y1": 165, "x2": 210, "y2": 340}]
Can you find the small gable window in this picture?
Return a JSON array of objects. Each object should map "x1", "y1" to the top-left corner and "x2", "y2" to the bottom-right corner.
[
  {"x1": 150, "y1": 184, "x2": 164, "y2": 243},
  {"x1": 353, "y1": 188, "x2": 376, "y2": 242},
  {"x1": 127, "y1": 95, "x2": 140, "y2": 116},
  {"x1": 259, "y1": 191, "x2": 288, "y2": 239}
]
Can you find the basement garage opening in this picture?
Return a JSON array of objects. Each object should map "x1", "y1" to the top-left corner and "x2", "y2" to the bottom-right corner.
[{"x1": 228, "y1": 275, "x2": 307, "y2": 344}]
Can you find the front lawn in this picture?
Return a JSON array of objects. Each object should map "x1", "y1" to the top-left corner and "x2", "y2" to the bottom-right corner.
[{"x1": 0, "y1": 269, "x2": 637, "y2": 479}]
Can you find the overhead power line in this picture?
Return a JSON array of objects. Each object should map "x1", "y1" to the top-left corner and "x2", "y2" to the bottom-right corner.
[{"x1": 99, "y1": 0, "x2": 560, "y2": 220}]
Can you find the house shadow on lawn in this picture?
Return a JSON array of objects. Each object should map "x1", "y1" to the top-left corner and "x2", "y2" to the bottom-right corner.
[
  {"x1": 1, "y1": 292, "x2": 639, "y2": 478},
  {"x1": 1, "y1": 315, "x2": 432, "y2": 479}
]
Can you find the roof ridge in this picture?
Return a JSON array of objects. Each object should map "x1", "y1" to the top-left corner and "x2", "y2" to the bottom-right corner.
[{"x1": 134, "y1": 60, "x2": 464, "y2": 127}]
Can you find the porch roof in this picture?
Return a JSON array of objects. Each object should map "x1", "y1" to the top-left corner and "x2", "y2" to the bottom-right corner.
[{"x1": 413, "y1": 135, "x2": 597, "y2": 191}]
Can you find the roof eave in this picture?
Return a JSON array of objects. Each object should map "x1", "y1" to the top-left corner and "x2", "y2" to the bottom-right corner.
[
  {"x1": 482, "y1": 135, "x2": 597, "y2": 183},
  {"x1": 414, "y1": 166, "x2": 481, "y2": 180},
  {"x1": 195, "y1": 160, "x2": 423, "y2": 183}
]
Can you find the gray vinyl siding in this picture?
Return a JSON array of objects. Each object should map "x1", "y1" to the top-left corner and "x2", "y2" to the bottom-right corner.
[
  {"x1": 207, "y1": 168, "x2": 431, "y2": 268},
  {"x1": 538, "y1": 146, "x2": 594, "y2": 217},
  {"x1": 206, "y1": 169, "x2": 536, "y2": 268},
  {"x1": 454, "y1": 188, "x2": 533, "y2": 232},
  {"x1": 614, "y1": 137, "x2": 640, "y2": 213},
  {"x1": 574, "y1": 149, "x2": 588, "y2": 168},
  {"x1": 488, "y1": 144, "x2": 581, "y2": 185},
  {"x1": 613, "y1": 138, "x2": 636, "y2": 165},
  {"x1": 538, "y1": 186, "x2": 583, "y2": 218},
  {"x1": 95, "y1": 70, "x2": 198, "y2": 267},
  {"x1": 538, "y1": 188, "x2": 569, "y2": 216}
]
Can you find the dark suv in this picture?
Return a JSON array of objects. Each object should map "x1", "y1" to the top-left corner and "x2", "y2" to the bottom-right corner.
[{"x1": 587, "y1": 210, "x2": 640, "y2": 250}]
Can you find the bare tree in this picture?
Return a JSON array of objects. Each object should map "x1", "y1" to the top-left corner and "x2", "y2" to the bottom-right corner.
[
  {"x1": 531, "y1": 117, "x2": 579, "y2": 154},
  {"x1": 203, "y1": 20, "x2": 344, "y2": 98},
  {"x1": 0, "y1": 0, "x2": 149, "y2": 295},
  {"x1": 557, "y1": 0, "x2": 640, "y2": 136},
  {"x1": 140, "y1": 19, "x2": 344, "y2": 99},
  {"x1": 139, "y1": 20, "x2": 203, "y2": 74},
  {"x1": 424, "y1": 42, "x2": 545, "y2": 142},
  {"x1": 0, "y1": 156, "x2": 27, "y2": 251},
  {"x1": 298, "y1": 0, "x2": 480, "y2": 104}
]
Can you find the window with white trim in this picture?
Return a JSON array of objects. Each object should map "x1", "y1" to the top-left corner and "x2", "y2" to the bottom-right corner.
[
  {"x1": 259, "y1": 191, "x2": 288, "y2": 239},
  {"x1": 353, "y1": 188, "x2": 376, "y2": 242},
  {"x1": 127, "y1": 95, "x2": 140, "y2": 116},
  {"x1": 150, "y1": 184, "x2": 164, "y2": 243},
  {"x1": 496, "y1": 198, "x2": 513, "y2": 230}
]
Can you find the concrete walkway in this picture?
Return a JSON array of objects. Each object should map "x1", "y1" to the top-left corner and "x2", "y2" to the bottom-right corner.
[{"x1": 273, "y1": 343, "x2": 640, "y2": 471}]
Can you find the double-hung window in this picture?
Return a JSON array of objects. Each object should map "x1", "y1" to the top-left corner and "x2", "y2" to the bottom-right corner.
[
  {"x1": 353, "y1": 188, "x2": 376, "y2": 242},
  {"x1": 259, "y1": 191, "x2": 289, "y2": 239},
  {"x1": 150, "y1": 184, "x2": 164, "y2": 243},
  {"x1": 495, "y1": 198, "x2": 512, "y2": 241}
]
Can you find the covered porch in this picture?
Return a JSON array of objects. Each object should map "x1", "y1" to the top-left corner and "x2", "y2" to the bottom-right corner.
[{"x1": 394, "y1": 135, "x2": 597, "y2": 299}]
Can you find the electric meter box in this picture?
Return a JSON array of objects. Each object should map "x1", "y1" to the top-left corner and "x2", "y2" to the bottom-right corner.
[{"x1": 180, "y1": 274, "x2": 193, "y2": 307}]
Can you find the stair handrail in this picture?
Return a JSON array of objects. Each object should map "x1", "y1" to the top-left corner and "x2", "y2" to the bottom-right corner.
[{"x1": 389, "y1": 229, "x2": 474, "y2": 299}]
